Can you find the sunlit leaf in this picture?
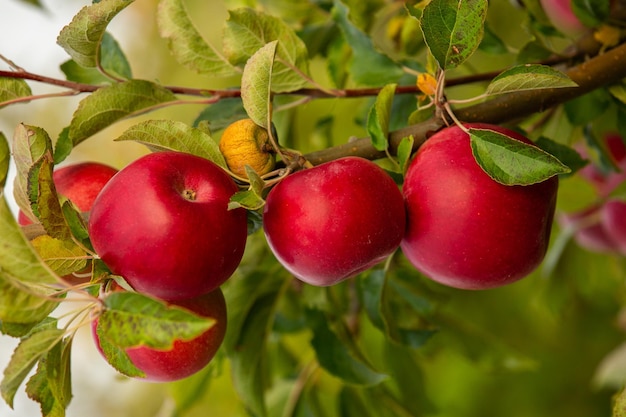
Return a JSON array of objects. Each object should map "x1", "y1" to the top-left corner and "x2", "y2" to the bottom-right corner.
[
  {"x1": 486, "y1": 64, "x2": 578, "y2": 96},
  {"x1": 25, "y1": 337, "x2": 73, "y2": 416},
  {"x1": 68, "y1": 80, "x2": 176, "y2": 146},
  {"x1": 469, "y1": 128, "x2": 570, "y2": 185},
  {"x1": 33, "y1": 157, "x2": 73, "y2": 242},
  {"x1": 157, "y1": 0, "x2": 237, "y2": 77},
  {"x1": 397, "y1": 135, "x2": 414, "y2": 175},
  {"x1": 420, "y1": 0, "x2": 487, "y2": 69},
  {"x1": 30, "y1": 235, "x2": 88, "y2": 277},
  {"x1": 332, "y1": 0, "x2": 403, "y2": 86},
  {"x1": 223, "y1": 7, "x2": 310, "y2": 92},
  {"x1": 57, "y1": 0, "x2": 135, "y2": 68},
  {"x1": 60, "y1": 32, "x2": 132, "y2": 83},
  {"x1": 0, "y1": 328, "x2": 64, "y2": 407},
  {"x1": 115, "y1": 119, "x2": 227, "y2": 168},
  {"x1": 367, "y1": 84, "x2": 396, "y2": 152},
  {"x1": 241, "y1": 41, "x2": 277, "y2": 129},
  {"x1": 12, "y1": 124, "x2": 50, "y2": 222},
  {"x1": 229, "y1": 189, "x2": 265, "y2": 211},
  {"x1": 0, "y1": 78, "x2": 31, "y2": 107}
]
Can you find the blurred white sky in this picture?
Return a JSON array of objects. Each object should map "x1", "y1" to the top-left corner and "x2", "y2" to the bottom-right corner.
[{"x1": 0, "y1": 1, "x2": 167, "y2": 416}]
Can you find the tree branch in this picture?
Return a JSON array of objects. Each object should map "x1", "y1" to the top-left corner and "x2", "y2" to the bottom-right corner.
[{"x1": 301, "y1": 41, "x2": 626, "y2": 166}]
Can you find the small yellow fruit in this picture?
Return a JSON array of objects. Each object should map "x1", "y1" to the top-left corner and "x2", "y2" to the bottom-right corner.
[{"x1": 219, "y1": 119, "x2": 276, "y2": 178}]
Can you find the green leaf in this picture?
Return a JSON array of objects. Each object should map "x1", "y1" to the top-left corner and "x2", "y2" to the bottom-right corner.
[
  {"x1": 241, "y1": 41, "x2": 277, "y2": 129},
  {"x1": 359, "y1": 270, "x2": 435, "y2": 349},
  {"x1": 535, "y1": 136, "x2": 587, "y2": 176},
  {"x1": 33, "y1": 156, "x2": 73, "y2": 242},
  {"x1": 223, "y1": 7, "x2": 310, "y2": 92},
  {"x1": 0, "y1": 77, "x2": 32, "y2": 107},
  {"x1": 30, "y1": 235, "x2": 88, "y2": 277},
  {"x1": 157, "y1": 0, "x2": 237, "y2": 77},
  {"x1": 564, "y1": 88, "x2": 612, "y2": 126},
  {"x1": 420, "y1": 0, "x2": 488, "y2": 70},
  {"x1": 486, "y1": 64, "x2": 578, "y2": 96},
  {"x1": 306, "y1": 308, "x2": 387, "y2": 386},
  {"x1": 98, "y1": 291, "x2": 215, "y2": 349},
  {"x1": 479, "y1": 22, "x2": 507, "y2": 54},
  {"x1": 56, "y1": 0, "x2": 135, "y2": 68},
  {"x1": 0, "y1": 277, "x2": 60, "y2": 326},
  {"x1": 26, "y1": 337, "x2": 73, "y2": 416},
  {"x1": 224, "y1": 255, "x2": 289, "y2": 417},
  {"x1": 12, "y1": 124, "x2": 51, "y2": 223},
  {"x1": 229, "y1": 165, "x2": 267, "y2": 211},
  {"x1": 229, "y1": 189, "x2": 265, "y2": 211},
  {"x1": 193, "y1": 98, "x2": 247, "y2": 131},
  {"x1": 0, "y1": 132, "x2": 9, "y2": 188},
  {"x1": 0, "y1": 328, "x2": 64, "y2": 407},
  {"x1": 367, "y1": 84, "x2": 396, "y2": 152},
  {"x1": 397, "y1": 135, "x2": 414, "y2": 175},
  {"x1": 115, "y1": 119, "x2": 227, "y2": 168},
  {"x1": 11, "y1": 126, "x2": 75, "y2": 243},
  {"x1": 332, "y1": 0, "x2": 403, "y2": 86},
  {"x1": 94, "y1": 323, "x2": 144, "y2": 378},
  {"x1": 68, "y1": 79, "x2": 177, "y2": 146},
  {"x1": 469, "y1": 128, "x2": 571, "y2": 185},
  {"x1": 53, "y1": 127, "x2": 72, "y2": 165},
  {"x1": 60, "y1": 32, "x2": 132, "y2": 83}
]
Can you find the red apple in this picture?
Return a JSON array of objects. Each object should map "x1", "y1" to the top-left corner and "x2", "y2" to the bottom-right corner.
[
  {"x1": 92, "y1": 288, "x2": 227, "y2": 382},
  {"x1": 88, "y1": 151, "x2": 247, "y2": 300},
  {"x1": 540, "y1": 0, "x2": 587, "y2": 37},
  {"x1": 558, "y1": 205, "x2": 620, "y2": 253},
  {"x1": 600, "y1": 198, "x2": 626, "y2": 255},
  {"x1": 262, "y1": 156, "x2": 406, "y2": 286},
  {"x1": 401, "y1": 123, "x2": 559, "y2": 290},
  {"x1": 18, "y1": 162, "x2": 118, "y2": 225}
]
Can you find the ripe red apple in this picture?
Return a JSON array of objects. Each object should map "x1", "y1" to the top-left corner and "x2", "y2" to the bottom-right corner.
[
  {"x1": 401, "y1": 123, "x2": 559, "y2": 290},
  {"x1": 88, "y1": 151, "x2": 247, "y2": 300},
  {"x1": 262, "y1": 156, "x2": 406, "y2": 286},
  {"x1": 18, "y1": 162, "x2": 118, "y2": 225},
  {"x1": 92, "y1": 288, "x2": 227, "y2": 382},
  {"x1": 600, "y1": 198, "x2": 626, "y2": 255},
  {"x1": 578, "y1": 133, "x2": 626, "y2": 197}
]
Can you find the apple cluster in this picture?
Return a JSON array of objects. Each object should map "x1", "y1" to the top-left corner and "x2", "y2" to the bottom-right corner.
[
  {"x1": 559, "y1": 133, "x2": 626, "y2": 255},
  {"x1": 85, "y1": 151, "x2": 247, "y2": 382},
  {"x1": 263, "y1": 123, "x2": 558, "y2": 291},
  {"x1": 27, "y1": 121, "x2": 562, "y2": 381}
]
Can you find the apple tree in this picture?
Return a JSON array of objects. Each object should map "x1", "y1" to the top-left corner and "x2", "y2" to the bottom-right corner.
[{"x1": 2, "y1": 0, "x2": 626, "y2": 416}]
